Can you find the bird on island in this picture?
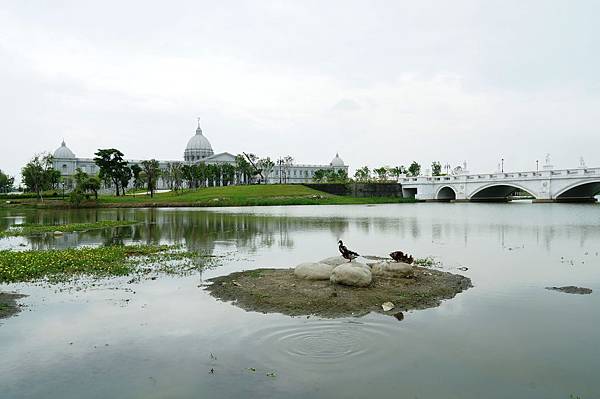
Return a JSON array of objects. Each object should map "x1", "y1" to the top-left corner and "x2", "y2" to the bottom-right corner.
[
  {"x1": 338, "y1": 240, "x2": 360, "y2": 262},
  {"x1": 389, "y1": 250, "x2": 414, "y2": 264}
]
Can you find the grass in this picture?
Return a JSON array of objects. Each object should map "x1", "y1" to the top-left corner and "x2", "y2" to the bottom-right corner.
[
  {"x1": 2, "y1": 185, "x2": 416, "y2": 209},
  {"x1": 0, "y1": 245, "x2": 209, "y2": 284},
  {"x1": 97, "y1": 185, "x2": 415, "y2": 207},
  {"x1": 0, "y1": 220, "x2": 138, "y2": 237}
]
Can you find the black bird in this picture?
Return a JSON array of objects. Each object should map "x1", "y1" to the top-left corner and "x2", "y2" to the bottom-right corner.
[
  {"x1": 338, "y1": 240, "x2": 360, "y2": 262},
  {"x1": 389, "y1": 250, "x2": 414, "y2": 264}
]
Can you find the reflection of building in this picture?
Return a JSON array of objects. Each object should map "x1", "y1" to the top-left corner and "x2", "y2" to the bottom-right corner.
[{"x1": 52, "y1": 120, "x2": 348, "y2": 188}]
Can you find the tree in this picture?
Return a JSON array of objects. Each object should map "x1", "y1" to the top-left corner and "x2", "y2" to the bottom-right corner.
[
  {"x1": 206, "y1": 164, "x2": 221, "y2": 187},
  {"x1": 234, "y1": 154, "x2": 251, "y2": 184},
  {"x1": 242, "y1": 153, "x2": 263, "y2": 183},
  {"x1": 193, "y1": 163, "x2": 208, "y2": 187},
  {"x1": 21, "y1": 153, "x2": 56, "y2": 200},
  {"x1": 282, "y1": 156, "x2": 294, "y2": 183},
  {"x1": 408, "y1": 161, "x2": 421, "y2": 177},
  {"x1": 117, "y1": 167, "x2": 132, "y2": 194},
  {"x1": 313, "y1": 169, "x2": 326, "y2": 183},
  {"x1": 73, "y1": 167, "x2": 89, "y2": 188},
  {"x1": 353, "y1": 166, "x2": 371, "y2": 182},
  {"x1": 374, "y1": 167, "x2": 389, "y2": 182},
  {"x1": 141, "y1": 159, "x2": 161, "y2": 198},
  {"x1": 333, "y1": 169, "x2": 349, "y2": 183},
  {"x1": 0, "y1": 170, "x2": 15, "y2": 193},
  {"x1": 431, "y1": 161, "x2": 442, "y2": 176},
  {"x1": 69, "y1": 168, "x2": 101, "y2": 206},
  {"x1": 170, "y1": 162, "x2": 183, "y2": 191},
  {"x1": 84, "y1": 176, "x2": 101, "y2": 199},
  {"x1": 221, "y1": 163, "x2": 235, "y2": 186},
  {"x1": 94, "y1": 149, "x2": 129, "y2": 196},
  {"x1": 130, "y1": 164, "x2": 143, "y2": 189},
  {"x1": 258, "y1": 157, "x2": 275, "y2": 184},
  {"x1": 181, "y1": 164, "x2": 194, "y2": 188},
  {"x1": 389, "y1": 166, "x2": 406, "y2": 181}
]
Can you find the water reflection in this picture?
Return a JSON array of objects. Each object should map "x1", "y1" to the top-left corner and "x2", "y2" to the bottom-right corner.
[
  {"x1": 2, "y1": 204, "x2": 600, "y2": 254},
  {"x1": 1, "y1": 204, "x2": 600, "y2": 398}
]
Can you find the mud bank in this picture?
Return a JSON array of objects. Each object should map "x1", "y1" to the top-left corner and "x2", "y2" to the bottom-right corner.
[
  {"x1": 0, "y1": 292, "x2": 26, "y2": 320},
  {"x1": 206, "y1": 267, "x2": 472, "y2": 318}
]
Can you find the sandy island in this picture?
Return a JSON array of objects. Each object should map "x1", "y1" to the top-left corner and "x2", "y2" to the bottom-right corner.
[{"x1": 206, "y1": 266, "x2": 472, "y2": 318}]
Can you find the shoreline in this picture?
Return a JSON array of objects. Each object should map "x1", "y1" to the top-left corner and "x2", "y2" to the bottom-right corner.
[
  {"x1": 206, "y1": 267, "x2": 472, "y2": 318},
  {"x1": 1, "y1": 197, "x2": 416, "y2": 210}
]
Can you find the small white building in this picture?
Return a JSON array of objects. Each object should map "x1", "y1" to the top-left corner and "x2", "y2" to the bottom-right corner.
[{"x1": 51, "y1": 121, "x2": 348, "y2": 189}]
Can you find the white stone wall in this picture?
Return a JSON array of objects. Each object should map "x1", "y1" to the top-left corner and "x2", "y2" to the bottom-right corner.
[{"x1": 265, "y1": 165, "x2": 349, "y2": 184}]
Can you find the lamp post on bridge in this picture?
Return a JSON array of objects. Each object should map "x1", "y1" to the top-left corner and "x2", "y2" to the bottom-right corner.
[
  {"x1": 536, "y1": 160, "x2": 539, "y2": 172},
  {"x1": 501, "y1": 158, "x2": 504, "y2": 173}
]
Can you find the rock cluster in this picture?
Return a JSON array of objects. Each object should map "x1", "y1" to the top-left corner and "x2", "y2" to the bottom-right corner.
[
  {"x1": 294, "y1": 262, "x2": 336, "y2": 280},
  {"x1": 293, "y1": 255, "x2": 414, "y2": 288},
  {"x1": 330, "y1": 262, "x2": 372, "y2": 287},
  {"x1": 370, "y1": 261, "x2": 413, "y2": 278}
]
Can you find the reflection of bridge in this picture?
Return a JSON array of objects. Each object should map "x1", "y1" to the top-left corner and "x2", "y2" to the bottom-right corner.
[{"x1": 401, "y1": 167, "x2": 600, "y2": 202}]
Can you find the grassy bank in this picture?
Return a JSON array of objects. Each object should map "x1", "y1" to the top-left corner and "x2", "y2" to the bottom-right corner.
[
  {"x1": 0, "y1": 220, "x2": 138, "y2": 238},
  {"x1": 0, "y1": 245, "x2": 208, "y2": 283},
  {"x1": 4, "y1": 185, "x2": 415, "y2": 209}
]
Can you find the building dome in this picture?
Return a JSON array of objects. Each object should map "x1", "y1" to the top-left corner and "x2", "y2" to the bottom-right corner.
[
  {"x1": 53, "y1": 140, "x2": 76, "y2": 159},
  {"x1": 184, "y1": 120, "x2": 214, "y2": 161},
  {"x1": 330, "y1": 152, "x2": 345, "y2": 167}
]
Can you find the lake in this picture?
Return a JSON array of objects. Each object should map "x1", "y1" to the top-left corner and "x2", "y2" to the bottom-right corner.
[{"x1": 1, "y1": 203, "x2": 599, "y2": 398}]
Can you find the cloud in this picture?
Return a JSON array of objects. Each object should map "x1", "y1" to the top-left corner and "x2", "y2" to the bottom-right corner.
[
  {"x1": 1, "y1": 1, "x2": 599, "y2": 182},
  {"x1": 332, "y1": 99, "x2": 362, "y2": 112}
]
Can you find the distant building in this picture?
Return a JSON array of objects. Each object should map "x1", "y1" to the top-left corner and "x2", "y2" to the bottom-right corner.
[{"x1": 51, "y1": 121, "x2": 347, "y2": 189}]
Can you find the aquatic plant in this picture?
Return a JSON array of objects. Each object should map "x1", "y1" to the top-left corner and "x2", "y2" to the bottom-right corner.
[
  {"x1": 0, "y1": 245, "x2": 210, "y2": 284},
  {"x1": 413, "y1": 257, "x2": 437, "y2": 267},
  {"x1": 0, "y1": 220, "x2": 138, "y2": 237}
]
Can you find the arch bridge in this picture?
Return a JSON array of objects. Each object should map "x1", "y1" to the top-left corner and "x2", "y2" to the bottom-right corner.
[{"x1": 401, "y1": 167, "x2": 600, "y2": 202}]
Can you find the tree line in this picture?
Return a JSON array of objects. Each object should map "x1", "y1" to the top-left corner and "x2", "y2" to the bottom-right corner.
[
  {"x1": 17, "y1": 148, "x2": 292, "y2": 201},
  {"x1": 352, "y1": 161, "x2": 446, "y2": 182}
]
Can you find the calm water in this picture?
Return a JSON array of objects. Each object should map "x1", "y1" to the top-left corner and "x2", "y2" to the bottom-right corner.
[{"x1": 1, "y1": 203, "x2": 599, "y2": 399}]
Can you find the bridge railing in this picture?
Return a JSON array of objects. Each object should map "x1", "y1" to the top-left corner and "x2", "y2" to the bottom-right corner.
[{"x1": 400, "y1": 167, "x2": 600, "y2": 184}]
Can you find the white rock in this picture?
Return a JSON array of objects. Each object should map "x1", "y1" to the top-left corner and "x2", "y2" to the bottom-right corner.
[
  {"x1": 294, "y1": 262, "x2": 336, "y2": 281},
  {"x1": 53, "y1": 230, "x2": 64, "y2": 236},
  {"x1": 371, "y1": 261, "x2": 413, "y2": 278},
  {"x1": 330, "y1": 263, "x2": 372, "y2": 287},
  {"x1": 319, "y1": 256, "x2": 348, "y2": 267},
  {"x1": 381, "y1": 302, "x2": 395, "y2": 311}
]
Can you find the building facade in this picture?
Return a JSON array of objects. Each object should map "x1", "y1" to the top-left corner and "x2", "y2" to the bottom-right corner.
[{"x1": 51, "y1": 121, "x2": 348, "y2": 189}]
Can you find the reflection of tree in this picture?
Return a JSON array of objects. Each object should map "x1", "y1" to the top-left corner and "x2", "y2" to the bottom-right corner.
[{"x1": 4, "y1": 207, "x2": 600, "y2": 254}]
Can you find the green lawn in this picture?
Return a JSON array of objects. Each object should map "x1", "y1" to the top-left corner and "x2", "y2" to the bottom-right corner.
[
  {"x1": 95, "y1": 185, "x2": 414, "y2": 207},
  {"x1": 4, "y1": 185, "x2": 415, "y2": 208}
]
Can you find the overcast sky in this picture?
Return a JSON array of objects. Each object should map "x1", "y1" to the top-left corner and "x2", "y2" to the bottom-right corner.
[{"x1": 1, "y1": 0, "x2": 599, "y2": 180}]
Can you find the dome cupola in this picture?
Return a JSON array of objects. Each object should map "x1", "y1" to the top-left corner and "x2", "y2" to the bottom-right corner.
[
  {"x1": 330, "y1": 152, "x2": 345, "y2": 167},
  {"x1": 184, "y1": 118, "x2": 214, "y2": 161},
  {"x1": 53, "y1": 140, "x2": 76, "y2": 159}
]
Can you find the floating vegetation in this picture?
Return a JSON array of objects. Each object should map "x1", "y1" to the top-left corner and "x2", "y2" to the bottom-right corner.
[
  {"x1": 413, "y1": 257, "x2": 441, "y2": 267},
  {"x1": 0, "y1": 220, "x2": 139, "y2": 238},
  {"x1": 0, "y1": 244, "x2": 214, "y2": 284}
]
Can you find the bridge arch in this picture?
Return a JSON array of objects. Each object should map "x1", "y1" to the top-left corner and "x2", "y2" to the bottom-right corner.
[
  {"x1": 554, "y1": 180, "x2": 600, "y2": 202},
  {"x1": 469, "y1": 182, "x2": 536, "y2": 201},
  {"x1": 436, "y1": 186, "x2": 457, "y2": 201}
]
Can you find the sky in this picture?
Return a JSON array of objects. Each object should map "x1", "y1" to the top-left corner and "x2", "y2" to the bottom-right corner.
[{"x1": 1, "y1": 0, "x2": 599, "y2": 181}]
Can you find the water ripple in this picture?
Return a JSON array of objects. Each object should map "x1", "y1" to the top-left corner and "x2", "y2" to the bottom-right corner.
[{"x1": 243, "y1": 318, "x2": 399, "y2": 366}]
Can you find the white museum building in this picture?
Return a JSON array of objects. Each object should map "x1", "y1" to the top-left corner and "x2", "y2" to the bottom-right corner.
[{"x1": 51, "y1": 121, "x2": 348, "y2": 188}]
